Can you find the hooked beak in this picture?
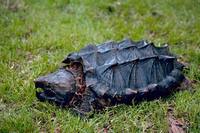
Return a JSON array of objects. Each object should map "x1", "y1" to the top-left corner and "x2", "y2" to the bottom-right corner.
[{"x1": 34, "y1": 69, "x2": 76, "y2": 106}]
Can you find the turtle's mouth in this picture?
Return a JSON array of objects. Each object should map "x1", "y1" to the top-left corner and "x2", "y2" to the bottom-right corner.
[
  {"x1": 34, "y1": 79, "x2": 58, "y2": 99},
  {"x1": 34, "y1": 69, "x2": 76, "y2": 106},
  {"x1": 34, "y1": 62, "x2": 86, "y2": 106}
]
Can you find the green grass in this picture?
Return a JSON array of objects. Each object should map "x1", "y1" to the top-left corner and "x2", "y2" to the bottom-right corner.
[{"x1": 0, "y1": 0, "x2": 200, "y2": 132}]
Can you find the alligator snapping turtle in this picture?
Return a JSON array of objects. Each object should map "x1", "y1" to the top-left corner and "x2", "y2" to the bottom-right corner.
[{"x1": 35, "y1": 39, "x2": 185, "y2": 115}]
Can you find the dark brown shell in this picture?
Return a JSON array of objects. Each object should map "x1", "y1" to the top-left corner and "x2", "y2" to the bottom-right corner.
[{"x1": 62, "y1": 39, "x2": 185, "y2": 101}]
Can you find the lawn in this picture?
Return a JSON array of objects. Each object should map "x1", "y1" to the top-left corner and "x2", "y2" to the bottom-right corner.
[{"x1": 0, "y1": 0, "x2": 200, "y2": 132}]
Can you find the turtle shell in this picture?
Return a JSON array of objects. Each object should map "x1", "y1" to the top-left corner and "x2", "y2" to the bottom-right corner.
[{"x1": 63, "y1": 39, "x2": 185, "y2": 102}]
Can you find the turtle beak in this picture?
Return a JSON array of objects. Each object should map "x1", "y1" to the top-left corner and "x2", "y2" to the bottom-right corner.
[
  {"x1": 34, "y1": 76, "x2": 48, "y2": 89},
  {"x1": 34, "y1": 69, "x2": 76, "y2": 106}
]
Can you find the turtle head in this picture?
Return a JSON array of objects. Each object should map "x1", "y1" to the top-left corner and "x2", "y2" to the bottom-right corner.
[{"x1": 34, "y1": 69, "x2": 76, "y2": 106}]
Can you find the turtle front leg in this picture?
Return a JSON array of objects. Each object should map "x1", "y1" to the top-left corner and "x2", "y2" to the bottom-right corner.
[{"x1": 72, "y1": 89, "x2": 96, "y2": 117}]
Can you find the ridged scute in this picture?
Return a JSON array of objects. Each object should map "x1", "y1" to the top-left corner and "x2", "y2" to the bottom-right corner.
[{"x1": 63, "y1": 39, "x2": 184, "y2": 98}]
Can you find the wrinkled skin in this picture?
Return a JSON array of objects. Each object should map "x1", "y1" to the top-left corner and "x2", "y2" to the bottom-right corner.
[{"x1": 35, "y1": 39, "x2": 186, "y2": 116}]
